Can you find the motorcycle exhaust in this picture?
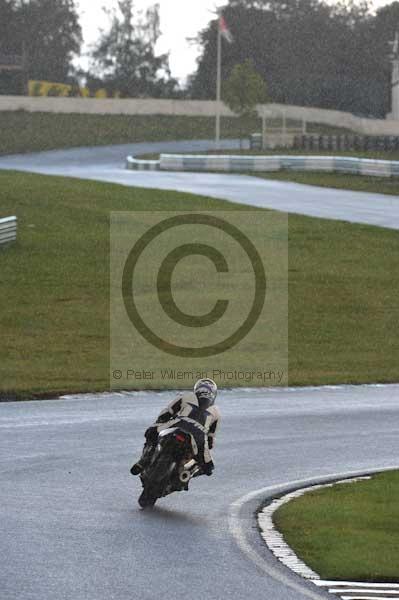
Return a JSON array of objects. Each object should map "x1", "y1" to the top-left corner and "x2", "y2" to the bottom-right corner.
[
  {"x1": 179, "y1": 459, "x2": 199, "y2": 483},
  {"x1": 179, "y1": 470, "x2": 191, "y2": 483}
]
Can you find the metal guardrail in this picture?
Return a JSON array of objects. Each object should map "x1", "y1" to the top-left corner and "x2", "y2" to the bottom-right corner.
[
  {"x1": 126, "y1": 156, "x2": 161, "y2": 170},
  {"x1": 126, "y1": 153, "x2": 399, "y2": 177},
  {"x1": 0, "y1": 216, "x2": 17, "y2": 246}
]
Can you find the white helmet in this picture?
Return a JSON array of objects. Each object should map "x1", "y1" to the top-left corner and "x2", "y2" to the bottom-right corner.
[{"x1": 194, "y1": 378, "x2": 218, "y2": 409}]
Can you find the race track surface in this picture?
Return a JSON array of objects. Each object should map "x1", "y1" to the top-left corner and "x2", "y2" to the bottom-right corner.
[
  {"x1": 1, "y1": 386, "x2": 398, "y2": 600},
  {"x1": 1, "y1": 140, "x2": 399, "y2": 229},
  {"x1": 2, "y1": 141, "x2": 399, "y2": 599}
]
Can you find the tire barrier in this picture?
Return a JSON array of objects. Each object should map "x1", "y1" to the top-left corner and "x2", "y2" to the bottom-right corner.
[{"x1": 293, "y1": 134, "x2": 399, "y2": 152}]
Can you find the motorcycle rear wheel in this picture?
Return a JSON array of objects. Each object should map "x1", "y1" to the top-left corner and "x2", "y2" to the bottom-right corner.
[{"x1": 138, "y1": 449, "x2": 179, "y2": 507}]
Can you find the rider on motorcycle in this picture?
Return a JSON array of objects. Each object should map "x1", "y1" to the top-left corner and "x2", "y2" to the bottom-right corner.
[{"x1": 130, "y1": 378, "x2": 220, "y2": 478}]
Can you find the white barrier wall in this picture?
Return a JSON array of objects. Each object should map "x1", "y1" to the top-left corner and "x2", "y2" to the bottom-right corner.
[
  {"x1": 127, "y1": 153, "x2": 399, "y2": 177},
  {"x1": 0, "y1": 216, "x2": 17, "y2": 246},
  {"x1": 265, "y1": 103, "x2": 399, "y2": 136},
  {"x1": 0, "y1": 96, "x2": 234, "y2": 117},
  {"x1": 158, "y1": 154, "x2": 399, "y2": 176},
  {"x1": 1, "y1": 95, "x2": 399, "y2": 135}
]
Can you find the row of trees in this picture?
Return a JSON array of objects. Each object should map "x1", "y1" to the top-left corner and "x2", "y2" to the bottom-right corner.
[
  {"x1": 1, "y1": 0, "x2": 399, "y2": 115},
  {"x1": 0, "y1": 0, "x2": 179, "y2": 97},
  {"x1": 87, "y1": 1, "x2": 179, "y2": 98},
  {"x1": 190, "y1": 0, "x2": 399, "y2": 117},
  {"x1": 0, "y1": 0, "x2": 81, "y2": 94}
]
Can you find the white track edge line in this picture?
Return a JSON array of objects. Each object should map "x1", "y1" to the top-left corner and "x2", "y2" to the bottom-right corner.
[
  {"x1": 229, "y1": 467, "x2": 399, "y2": 600},
  {"x1": 331, "y1": 590, "x2": 399, "y2": 595},
  {"x1": 315, "y1": 583, "x2": 399, "y2": 589},
  {"x1": 340, "y1": 597, "x2": 399, "y2": 600},
  {"x1": 258, "y1": 477, "x2": 370, "y2": 581}
]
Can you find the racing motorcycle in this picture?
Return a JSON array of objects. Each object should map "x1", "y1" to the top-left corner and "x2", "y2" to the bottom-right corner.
[{"x1": 138, "y1": 427, "x2": 201, "y2": 509}]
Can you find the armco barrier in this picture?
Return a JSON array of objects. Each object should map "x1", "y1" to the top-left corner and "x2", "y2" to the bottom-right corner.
[
  {"x1": 159, "y1": 154, "x2": 399, "y2": 176},
  {"x1": 126, "y1": 153, "x2": 399, "y2": 177},
  {"x1": 126, "y1": 156, "x2": 160, "y2": 171},
  {"x1": 0, "y1": 216, "x2": 17, "y2": 246},
  {"x1": 160, "y1": 154, "x2": 282, "y2": 172}
]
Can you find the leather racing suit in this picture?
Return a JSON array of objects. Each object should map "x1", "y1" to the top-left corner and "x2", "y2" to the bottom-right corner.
[{"x1": 150, "y1": 391, "x2": 220, "y2": 467}]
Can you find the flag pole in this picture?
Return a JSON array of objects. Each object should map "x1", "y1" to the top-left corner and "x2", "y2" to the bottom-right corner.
[{"x1": 216, "y1": 16, "x2": 222, "y2": 150}]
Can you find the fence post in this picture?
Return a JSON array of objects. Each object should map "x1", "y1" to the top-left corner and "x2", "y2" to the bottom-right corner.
[
  {"x1": 262, "y1": 110, "x2": 267, "y2": 150},
  {"x1": 282, "y1": 111, "x2": 287, "y2": 147}
]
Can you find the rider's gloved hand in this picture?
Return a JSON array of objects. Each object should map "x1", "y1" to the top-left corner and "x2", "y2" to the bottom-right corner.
[
  {"x1": 202, "y1": 461, "x2": 214, "y2": 476},
  {"x1": 145, "y1": 426, "x2": 158, "y2": 443}
]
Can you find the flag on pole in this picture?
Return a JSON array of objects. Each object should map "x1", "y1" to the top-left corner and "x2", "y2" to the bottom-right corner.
[{"x1": 219, "y1": 15, "x2": 233, "y2": 44}]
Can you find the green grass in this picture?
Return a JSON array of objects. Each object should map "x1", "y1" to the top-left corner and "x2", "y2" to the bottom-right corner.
[
  {"x1": 0, "y1": 112, "x2": 253, "y2": 155},
  {"x1": 1, "y1": 170, "x2": 399, "y2": 398},
  {"x1": 273, "y1": 471, "x2": 399, "y2": 582},
  {"x1": 256, "y1": 170, "x2": 399, "y2": 195},
  {"x1": 0, "y1": 111, "x2": 350, "y2": 156}
]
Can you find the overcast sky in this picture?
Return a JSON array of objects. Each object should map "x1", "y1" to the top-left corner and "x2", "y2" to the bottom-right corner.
[{"x1": 76, "y1": 0, "x2": 396, "y2": 82}]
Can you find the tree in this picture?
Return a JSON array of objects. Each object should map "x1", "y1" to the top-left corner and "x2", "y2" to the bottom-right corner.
[
  {"x1": 223, "y1": 59, "x2": 268, "y2": 115},
  {"x1": 189, "y1": 0, "x2": 395, "y2": 117},
  {"x1": 223, "y1": 59, "x2": 268, "y2": 146},
  {"x1": 370, "y1": 2, "x2": 399, "y2": 116},
  {"x1": 89, "y1": 0, "x2": 178, "y2": 98},
  {"x1": 22, "y1": 0, "x2": 82, "y2": 82},
  {"x1": 0, "y1": 1, "x2": 19, "y2": 53},
  {"x1": 0, "y1": 0, "x2": 82, "y2": 94},
  {"x1": 0, "y1": 0, "x2": 21, "y2": 93}
]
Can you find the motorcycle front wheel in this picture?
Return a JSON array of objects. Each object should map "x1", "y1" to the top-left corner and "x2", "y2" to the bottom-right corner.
[{"x1": 138, "y1": 489, "x2": 157, "y2": 509}]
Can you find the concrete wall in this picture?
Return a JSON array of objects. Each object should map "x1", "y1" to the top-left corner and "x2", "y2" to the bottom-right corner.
[
  {"x1": 0, "y1": 95, "x2": 234, "y2": 117},
  {"x1": 261, "y1": 103, "x2": 399, "y2": 135},
  {"x1": 2, "y1": 95, "x2": 399, "y2": 135}
]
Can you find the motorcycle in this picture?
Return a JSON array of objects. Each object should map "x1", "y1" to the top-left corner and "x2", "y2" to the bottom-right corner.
[{"x1": 138, "y1": 427, "x2": 201, "y2": 509}]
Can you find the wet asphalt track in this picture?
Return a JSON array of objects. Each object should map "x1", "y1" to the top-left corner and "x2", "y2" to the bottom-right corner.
[
  {"x1": 1, "y1": 387, "x2": 399, "y2": 600},
  {"x1": 1, "y1": 141, "x2": 399, "y2": 599},
  {"x1": 1, "y1": 139, "x2": 399, "y2": 229}
]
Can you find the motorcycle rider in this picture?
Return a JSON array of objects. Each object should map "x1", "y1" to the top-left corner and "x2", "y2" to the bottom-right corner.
[{"x1": 130, "y1": 378, "x2": 220, "y2": 478}]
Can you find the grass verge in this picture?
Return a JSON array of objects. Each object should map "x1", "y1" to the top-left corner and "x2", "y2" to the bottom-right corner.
[
  {"x1": 257, "y1": 171, "x2": 399, "y2": 195},
  {"x1": 1, "y1": 170, "x2": 399, "y2": 398},
  {"x1": 273, "y1": 471, "x2": 399, "y2": 582},
  {"x1": 0, "y1": 111, "x2": 350, "y2": 156}
]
